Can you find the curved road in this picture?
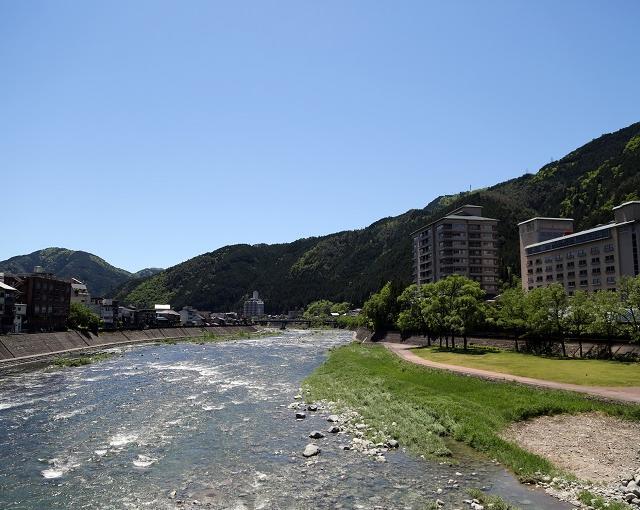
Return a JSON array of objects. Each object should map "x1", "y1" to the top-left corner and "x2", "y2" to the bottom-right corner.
[{"x1": 384, "y1": 342, "x2": 640, "y2": 405}]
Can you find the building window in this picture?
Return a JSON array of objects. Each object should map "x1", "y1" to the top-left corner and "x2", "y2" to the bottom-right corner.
[
  {"x1": 605, "y1": 255, "x2": 615, "y2": 263},
  {"x1": 556, "y1": 273, "x2": 564, "y2": 280},
  {"x1": 607, "y1": 276, "x2": 616, "y2": 285},
  {"x1": 592, "y1": 278, "x2": 601, "y2": 285},
  {"x1": 580, "y1": 280, "x2": 588, "y2": 287},
  {"x1": 567, "y1": 261, "x2": 575, "y2": 268},
  {"x1": 568, "y1": 281, "x2": 576, "y2": 288},
  {"x1": 568, "y1": 271, "x2": 575, "y2": 278},
  {"x1": 535, "y1": 259, "x2": 542, "y2": 265},
  {"x1": 556, "y1": 263, "x2": 563, "y2": 271},
  {"x1": 536, "y1": 276, "x2": 543, "y2": 282},
  {"x1": 592, "y1": 267, "x2": 601, "y2": 274},
  {"x1": 591, "y1": 257, "x2": 600, "y2": 264},
  {"x1": 545, "y1": 265, "x2": 553, "y2": 272},
  {"x1": 577, "y1": 250, "x2": 586, "y2": 257},
  {"x1": 591, "y1": 246, "x2": 600, "y2": 254},
  {"x1": 555, "y1": 254, "x2": 563, "y2": 261},
  {"x1": 604, "y1": 244, "x2": 614, "y2": 252},
  {"x1": 546, "y1": 275, "x2": 554, "y2": 281},
  {"x1": 605, "y1": 265, "x2": 615, "y2": 273},
  {"x1": 579, "y1": 269, "x2": 587, "y2": 277},
  {"x1": 566, "y1": 251, "x2": 575, "y2": 259}
]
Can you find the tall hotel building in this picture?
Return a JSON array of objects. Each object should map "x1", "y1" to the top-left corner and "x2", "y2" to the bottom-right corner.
[
  {"x1": 412, "y1": 205, "x2": 500, "y2": 295},
  {"x1": 519, "y1": 201, "x2": 640, "y2": 293}
]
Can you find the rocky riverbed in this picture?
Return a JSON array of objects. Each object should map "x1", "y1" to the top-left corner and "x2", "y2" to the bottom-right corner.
[{"x1": 0, "y1": 330, "x2": 571, "y2": 509}]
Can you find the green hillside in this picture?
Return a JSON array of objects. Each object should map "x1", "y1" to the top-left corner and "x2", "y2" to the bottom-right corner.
[
  {"x1": 0, "y1": 248, "x2": 132, "y2": 297},
  {"x1": 118, "y1": 122, "x2": 640, "y2": 313}
]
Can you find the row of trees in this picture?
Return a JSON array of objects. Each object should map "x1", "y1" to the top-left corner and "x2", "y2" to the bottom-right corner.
[{"x1": 360, "y1": 275, "x2": 640, "y2": 354}]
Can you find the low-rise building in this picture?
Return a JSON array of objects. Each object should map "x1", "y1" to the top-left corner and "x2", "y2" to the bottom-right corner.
[
  {"x1": 89, "y1": 297, "x2": 119, "y2": 329},
  {"x1": 13, "y1": 303, "x2": 26, "y2": 333},
  {"x1": 243, "y1": 291, "x2": 265, "y2": 318},
  {"x1": 519, "y1": 201, "x2": 640, "y2": 293},
  {"x1": 0, "y1": 276, "x2": 18, "y2": 334},
  {"x1": 70, "y1": 278, "x2": 91, "y2": 305},
  {"x1": 179, "y1": 306, "x2": 205, "y2": 326},
  {"x1": 4, "y1": 269, "x2": 71, "y2": 332},
  {"x1": 411, "y1": 205, "x2": 500, "y2": 295}
]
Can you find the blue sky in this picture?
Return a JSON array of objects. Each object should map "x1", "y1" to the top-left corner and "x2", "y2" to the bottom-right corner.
[{"x1": 1, "y1": 1, "x2": 639, "y2": 271}]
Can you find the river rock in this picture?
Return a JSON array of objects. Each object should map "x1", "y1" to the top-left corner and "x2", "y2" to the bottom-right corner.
[
  {"x1": 387, "y1": 439, "x2": 399, "y2": 448},
  {"x1": 307, "y1": 404, "x2": 318, "y2": 412},
  {"x1": 302, "y1": 444, "x2": 320, "y2": 457},
  {"x1": 328, "y1": 426, "x2": 340, "y2": 434},
  {"x1": 309, "y1": 431, "x2": 325, "y2": 439},
  {"x1": 327, "y1": 415, "x2": 339, "y2": 423},
  {"x1": 295, "y1": 411, "x2": 306, "y2": 419}
]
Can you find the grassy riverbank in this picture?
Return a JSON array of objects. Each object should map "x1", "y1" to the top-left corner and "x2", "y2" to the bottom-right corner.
[
  {"x1": 413, "y1": 346, "x2": 640, "y2": 386},
  {"x1": 303, "y1": 343, "x2": 640, "y2": 480}
]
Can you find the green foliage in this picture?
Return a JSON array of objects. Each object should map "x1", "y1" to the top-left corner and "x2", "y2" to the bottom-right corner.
[
  {"x1": 303, "y1": 300, "x2": 335, "y2": 319},
  {"x1": 303, "y1": 344, "x2": 640, "y2": 480},
  {"x1": 52, "y1": 352, "x2": 112, "y2": 367},
  {"x1": 362, "y1": 282, "x2": 402, "y2": 330},
  {"x1": 67, "y1": 303, "x2": 102, "y2": 332},
  {"x1": 490, "y1": 285, "x2": 528, "y2": 335},
  {"x1": 577, "y1": 490, "x2": 631, "y2": 510},
  {"x1": 335, "y1": 314, "x2": 365, "y2": 329},
  {"x1": 467, "y1": 489, "x2": 520, "y2": 510},
  {"x1": 330, "y1": 301, "x2": 351, "y2": 314}
]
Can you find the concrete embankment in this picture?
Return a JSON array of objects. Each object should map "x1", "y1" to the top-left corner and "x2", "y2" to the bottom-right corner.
[{"x1": 0, "y1": 326, "x2": 257, "y2": 365}]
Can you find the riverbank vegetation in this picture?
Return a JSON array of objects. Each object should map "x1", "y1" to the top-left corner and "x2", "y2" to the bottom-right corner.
[
  {"x1": 158, "y1": 329, "x2": 275, "y2": 345},
  {"x1": 413, "y1": 347, "x2": 640, "y2": 386},
  {"x1": 359, "y1": 275, "x2": 640, "y2": 358},
  {"x1": 52, "y1": 352, "x2": 113, "y2": 367},
  {"x1": 303, "y1": 343, "x2": 640, "y2": 481}
]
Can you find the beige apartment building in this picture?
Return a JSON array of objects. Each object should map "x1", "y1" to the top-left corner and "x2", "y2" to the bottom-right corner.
[
  {"x1": 412, "y1": 205, "x2": 500, "y2": 295},
  {"x1": 519, "y1": 201, "x2": 640, "y2": 293}
]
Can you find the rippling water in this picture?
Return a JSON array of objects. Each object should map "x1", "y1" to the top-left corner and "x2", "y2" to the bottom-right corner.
[{"x1": 0, "y1": 330, "x2": 569, "y2": 509}]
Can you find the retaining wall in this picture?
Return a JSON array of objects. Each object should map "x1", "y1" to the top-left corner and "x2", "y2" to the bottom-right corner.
[{"x1": 0, "y1": 326, "x2": 257, "y2": 363}]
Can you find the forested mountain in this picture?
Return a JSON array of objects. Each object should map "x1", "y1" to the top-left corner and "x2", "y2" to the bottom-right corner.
[
  {"x1": 0, "y1": 248, "x2": 133, "y2": 297},
  {"x1": 115, "y1": 121, "x2": 639, "y2": 311}
]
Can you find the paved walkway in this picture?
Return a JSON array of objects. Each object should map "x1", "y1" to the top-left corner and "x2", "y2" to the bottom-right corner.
[{"x1": 383, "y1": 342, "x2": 640, "y2": 405}]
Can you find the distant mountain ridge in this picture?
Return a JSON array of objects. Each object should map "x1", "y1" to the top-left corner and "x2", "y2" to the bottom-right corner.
[
  {"x1": 0, "y1": 248, "x2": 163, "y2": 297},
  {"x1": 115, "y1": 121, "x2": 640, "y2": 312},
  {"x1": 4, "y1": 122, "x2": 639, "y2": 313}
]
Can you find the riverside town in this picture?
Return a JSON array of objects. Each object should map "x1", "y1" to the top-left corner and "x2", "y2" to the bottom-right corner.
[{"x1": 2, "y1": 3, "x2": 640, "y2": 510}]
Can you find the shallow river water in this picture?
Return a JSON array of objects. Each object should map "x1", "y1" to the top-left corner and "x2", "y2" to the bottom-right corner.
[{"x1": 0, "y1": 330, "x2": 570, "y2": 509}]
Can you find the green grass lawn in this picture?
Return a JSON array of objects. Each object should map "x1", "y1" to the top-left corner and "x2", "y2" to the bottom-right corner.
[
  {"x1": 304, "y1": 343, "x2": 640, "y2": 481},
  {"x1": 412, "y1": 347, "x2": 640, "y2": 387}
]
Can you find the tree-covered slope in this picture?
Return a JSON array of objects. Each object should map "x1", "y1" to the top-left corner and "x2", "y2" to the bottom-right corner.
[
  {"x1": 0, "y1": 248, "x2": 132, "y2": 297},
  {"x1": 118, "y1": 121, "x2": 640, "y2": 313}
]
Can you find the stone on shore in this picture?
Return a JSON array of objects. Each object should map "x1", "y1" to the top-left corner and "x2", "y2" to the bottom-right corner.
[
  {"x1": 302, "y1": 444, "x2": 320, "y2": 457},
  {"x1": 309, "y1": 430, "x2": 325, "y2": 439},
  {"x1": 327, "y1": 415, "x2": 339, "y2": 423},
  {"x1": 295, "y1": 411, "x2": 306, "y2": 419},
  {"x1": 328, "y1": 426, "x2": 340, "y2": 434}
]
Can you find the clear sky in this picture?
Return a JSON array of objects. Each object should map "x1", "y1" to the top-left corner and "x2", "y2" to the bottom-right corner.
[{"x1": 1, "y1": 1, "x2": 639, "y2": 272}]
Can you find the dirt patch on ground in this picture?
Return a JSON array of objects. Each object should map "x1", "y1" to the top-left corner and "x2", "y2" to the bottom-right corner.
[{"x1": 503, "y1": 412, "x2": 640, "y2": 483}]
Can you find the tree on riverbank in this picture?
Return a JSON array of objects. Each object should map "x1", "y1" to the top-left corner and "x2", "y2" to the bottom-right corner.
[
  {"x1": 363, "y1": 274, "x2": 640, "y2": 356},
  {"x1": 67, "y1": 303, "x2": 102, "y2": 333}
]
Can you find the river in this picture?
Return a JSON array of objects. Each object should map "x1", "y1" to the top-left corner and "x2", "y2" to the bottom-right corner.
[{"x1": 0, "y1": 330, "x2": 569, "y2": 509}]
